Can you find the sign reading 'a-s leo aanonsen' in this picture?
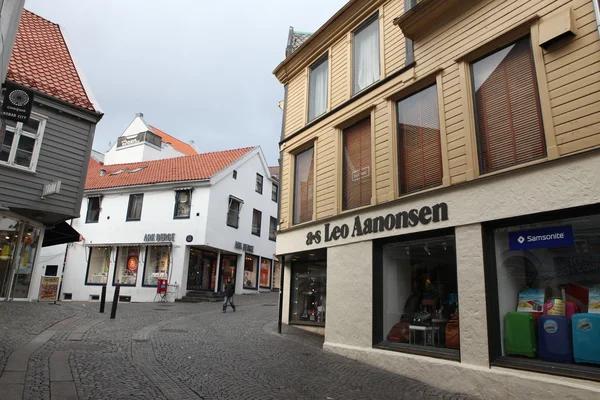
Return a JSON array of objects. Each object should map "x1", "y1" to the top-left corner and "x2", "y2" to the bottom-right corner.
[
  {"x1": 305, "y1": 203, "x2": 449, "y2": 246},
  {"x1": 509, "y1": 225, "x2": 574, "y2": 251}
]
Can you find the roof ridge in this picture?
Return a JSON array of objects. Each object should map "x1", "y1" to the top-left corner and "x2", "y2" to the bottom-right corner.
[{"x1": 22, "y1": 8, "x2": 58, "y2": 27}]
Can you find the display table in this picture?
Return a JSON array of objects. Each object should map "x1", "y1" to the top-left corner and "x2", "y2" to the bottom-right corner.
[{"x1": 409, "y1": 325, "x2": 434, "y2": 346}]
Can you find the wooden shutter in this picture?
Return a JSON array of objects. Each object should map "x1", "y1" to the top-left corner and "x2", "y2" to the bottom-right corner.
[
  {"x1": 473, "y1": 36, "x2": 545, "y2": 173},
  {"x1": 293, "y1": 147, "x2": 314, "y2": 224},
  {"x1": 397, "y1": 84, "x2": 443, "y2": 195},
  {"x1": 343, "y1": 117, "x2": 372, "y2": 210}
]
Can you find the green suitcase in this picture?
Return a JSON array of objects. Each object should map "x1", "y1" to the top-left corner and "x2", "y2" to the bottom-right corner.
[{"x1": 505, "y1": 311, "x2": 537, "y2": 358}]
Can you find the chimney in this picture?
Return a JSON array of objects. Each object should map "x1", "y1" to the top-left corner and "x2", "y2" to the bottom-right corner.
[
  {"x1": 100, "y1": 168, "x2": 107, "y2": 176},
  {"x1": 135, "y1": 112, "x2": 144, "y2": 118}
]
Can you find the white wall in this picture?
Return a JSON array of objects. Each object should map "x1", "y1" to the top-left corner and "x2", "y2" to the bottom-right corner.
[{"x1": 0, "y1": 0, "x2": 25, "y2": 84}]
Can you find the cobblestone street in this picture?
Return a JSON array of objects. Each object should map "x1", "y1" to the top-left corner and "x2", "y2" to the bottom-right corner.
[{"x1": 0, "y1": 293, "x2": 471, "y2": 400}]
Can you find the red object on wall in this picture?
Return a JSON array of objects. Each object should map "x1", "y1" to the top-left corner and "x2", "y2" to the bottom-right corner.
[{"x1": 157, "y1": 279, "x2": 167, "y2": 294}]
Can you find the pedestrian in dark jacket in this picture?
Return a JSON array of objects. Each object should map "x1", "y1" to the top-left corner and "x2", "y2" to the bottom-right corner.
[{"x1": 223, "y1": 278, "x2": 236, "y2": 313}]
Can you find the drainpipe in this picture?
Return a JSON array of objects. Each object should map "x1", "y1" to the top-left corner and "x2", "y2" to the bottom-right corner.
[{"x1": 277, "y1": 84, "x2": 288, "y2": 334}]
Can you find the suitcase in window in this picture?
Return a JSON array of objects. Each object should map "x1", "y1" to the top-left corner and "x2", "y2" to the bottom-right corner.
[
  {"x1": 505, "y1": 312, "x2": 537, "y2": 358},
  {"x1": 565, "y1": 302, "x2": 579, "y2": 319},
  {"x1": 538, "y1": 316, "x2": 572, "y2": 363},
  {"x1": 572, "y1": 314, "x2": 600, "y2": 365}
]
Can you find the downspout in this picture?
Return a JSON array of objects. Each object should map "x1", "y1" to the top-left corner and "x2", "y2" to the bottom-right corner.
[
  {"x1": 56, "y1": 219, "x2": 73, "y2": 304},
  {"x1": 277, "y1": 83, "x2": 289, "y2": 334},
  {"x1": 593, "y1": 0, "x2": 600, "y2": 38}
]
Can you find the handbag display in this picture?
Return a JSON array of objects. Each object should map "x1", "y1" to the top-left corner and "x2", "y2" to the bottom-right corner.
[
  {"x1": 411, "y1": 312, "x2": 432, "y2": 327},
  {"x1": 387, "y1": 321, "x2": 410, "y2": 342}
]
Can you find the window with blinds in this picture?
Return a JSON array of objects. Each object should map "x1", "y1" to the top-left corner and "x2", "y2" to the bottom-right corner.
[
  {"x1": 343, "y1": 117, "x2": 372, "y2": 210},
  {"x1": 396, "y1": 84, "x2": 443, "y2": 195},
  {"x1": 471, "y1": 36, "x2": 546, "y2": 174},
  {"x1": 293, "y1": 147, "x2": 314, "y2": 225}
]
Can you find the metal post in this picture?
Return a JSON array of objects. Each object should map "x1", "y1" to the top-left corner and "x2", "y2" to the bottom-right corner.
[
  {"x1": 110, "y1": 285, "x2": 120, "y2": 319},
  {"x1": 277, "y1": 255, "x2": 285, "y2": 334},
  {"x1": 100, "y1": 285, "x2": 106, "y2": 313}
]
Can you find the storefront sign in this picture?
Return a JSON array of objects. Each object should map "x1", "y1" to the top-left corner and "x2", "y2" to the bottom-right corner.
[
  {"x1": 509, "y1": 225, "x2": 574, "y2": 251},
  {"x1": 144, "y1": 233, "x2": 175, "y2": 242},
  {"x1": 305, "y1": 203, "x2": 449, "y2": 245},
  {"x1": 41, "y1": 180, "x2": 61, "y2": 198},
  {"x1": 38, "y1": 276, "x2": 60, "y2": 302},
  {"x1": 1, "y1": 82, "x2": 34, "y2": 123},
  {"x1": 117, "y1": 132, "x2": 144, "y2": 147},
  {"x1": 235, "y1": 241, "x2": 254, "y2": 253}
]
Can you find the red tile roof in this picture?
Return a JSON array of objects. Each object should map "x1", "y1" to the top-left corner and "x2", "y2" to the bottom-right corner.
[
  {"x1": 7, "y1": 9, "x2": 96, "y2": 111},
  {"x1": 85, "y1": 147, "x2": 254, "y2": 190},
  {"x1": 149, "y1": 125, "x2": 197, "y2": 155},
  {"x1": 269, "y1": 166, "x2": 280, "y2": 180}
]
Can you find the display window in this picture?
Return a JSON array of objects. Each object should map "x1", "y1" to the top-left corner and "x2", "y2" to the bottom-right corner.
[
  {"x1": 272, "y1": 260, "x2": 281, "y2": 289},
  {"x1": 290, "y1": 261, "x2": 326, "y2": 325},
  {"x1": 374, "y1": 229, "x2": 459, "y2": 360},
  {"x1": 485, "y1": 206, "x2": 600, "y2": 380},
  {"x1": 0, "y1": 216, "x2": 21, "y2": 298},
  {"x1": 113, "y1": 246, "x2": 139, "y2": 286},
  {"x1": 143, "y1": 246, "x2": 170, "y2": 286},
  {"x1": 219, "y1": 254, "x2": 237, "y2": 292},
  {"x1": 85, "y1": 247, "x2": 111, "y2": 285},
  {"x1": 260, "y1": 257, "x2": 271, "y2": 288},
  {"x1": 244, "y1": 255, "x2": 258, "y2": 289}
]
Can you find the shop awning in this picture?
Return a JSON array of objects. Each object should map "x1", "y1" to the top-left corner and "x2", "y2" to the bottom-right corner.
[
  {"x1": 86, "y1": 242, "x2": 173, "y2": 247},
  {"x1": 42, "y1": 222, "x2": 81, "y2": 247}
]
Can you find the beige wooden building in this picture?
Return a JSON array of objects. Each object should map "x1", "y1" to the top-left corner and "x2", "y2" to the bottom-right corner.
[{"x1": 273, "y1": 0, "x2": 600, "y2": 398}]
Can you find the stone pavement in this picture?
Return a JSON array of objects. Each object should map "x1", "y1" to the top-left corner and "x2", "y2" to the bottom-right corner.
[{"x1": 0, "y1": 293, "x2": 473, "y2": 399}]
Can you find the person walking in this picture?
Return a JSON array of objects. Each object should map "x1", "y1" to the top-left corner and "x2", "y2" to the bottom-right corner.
[{"x1": 223, "y1": 278, "x2": 236, "y2": 313}]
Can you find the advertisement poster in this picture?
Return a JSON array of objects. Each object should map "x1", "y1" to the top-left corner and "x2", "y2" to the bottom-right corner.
[
  {"x1": 38, "y1": 276, "x2": 60, "y2": 302},
  {"x1": 127, "y1": 248, "x2": 139, "y2": 271}
]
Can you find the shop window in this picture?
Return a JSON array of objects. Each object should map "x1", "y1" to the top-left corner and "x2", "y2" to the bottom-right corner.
[
  {"x1": 0, "y1": 216, "x2": 20, "y2": 298},
  {"x1": 397, "y1": 84, "x2": 443, "y2": 195},
  {"x1": 86, "y1": 197, "x2": 101, "y2": 223},
  {"x1": 0, "y1": 115, "x2": 46, "y2": 172},
  {"x1": 256, "y1": 173, "x2": 263, "y2": 194},
  {"x1": 489, "y1": 211, "x2": 600, "y2": 377},
  {"x1": 293, "y1": 147, "x2": 314, "y2": 225},
  {"x1": 11, "y1": 225, "x2": 41, "y2": 298},
  {"x1": 376, "y1": 231, "x2": 459, "y2": 359},
  {"x1": 343, "y1": 117, "x2": 372, "y2": 210},
  {"x1": 174, "y1": 189, "x2": 192, "y2": 219},
  {"x1": 244, "y1": 255, "x2": 259, "y2": 289},
  {"x1": 252, "y1": 209, "x2": 262, "y2": 236},
  {"x1": 272, "y1": 261, "x2": 281, "y2": 289},
  {"x1": 471, "y1": 36, "x2": 545, "y2": 174},
  {"x1": 85, "y1": 247, "x2": 111, "y2": 285},
  {"x1": 260, "y1": 257, "x2": 272, "y2": 288},
  {"x1": 126, "y1": 194, "x2": 144, "y2": 221},
  {"x1": 272, "y1": 183, "x2": 278, "y2": 202},
  {"x1": 353, "y1": 13, "x2": 380, "y2": 94},
  {"x1": 308, "y1": 54, "x2": 328, "y2": 121},
  {"x1": 269, "y1": 216, "x2": 277, "y2": 241},
  {"x1": 227, "y1": 196, "x2": 242, "y2": 228},
  {"x1": 143, "y1": 246, "x2": 170, "y2": 286},
  {"x1": 290, "y1": 261, "x2": 327, "y2": 325},
  {"x1": 113, "y1": 247, "x2": 139, "y2": 286},
  {"x1": 219, "y1": 254, "x2": 237, "y2": 292}
]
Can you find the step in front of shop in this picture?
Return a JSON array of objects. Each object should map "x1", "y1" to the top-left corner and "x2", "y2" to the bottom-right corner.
[{"x1": 176, "y1": 291, "x2": 225, "y2": 303}]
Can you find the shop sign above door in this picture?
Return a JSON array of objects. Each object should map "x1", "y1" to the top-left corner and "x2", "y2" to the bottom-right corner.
[
  {"x1": 1, "y1": 82, "x2": 35, "y2": 123},
  {"x1": 509, "y1": 225, "x2": 574, "y2": 251},
  {"x1": 144, "y1": 233, "x2": 175, "y2": 242},
  {"x1": 305, "y1": 203, "x2": 449, "y2": 245},
  {"x1": 235, "y1": 241, "x2": 254, "y2": 253}
]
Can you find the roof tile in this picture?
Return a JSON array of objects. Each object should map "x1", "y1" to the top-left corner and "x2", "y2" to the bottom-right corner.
[{"x1": 149, "y1": 125, "x2": 197, "y2": 155}]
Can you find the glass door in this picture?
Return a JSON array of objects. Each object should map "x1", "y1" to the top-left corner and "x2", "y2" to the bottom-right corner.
[
  {"x1": 219, "y1": 254, "x2": 237, "y2": 292},
  {"x1": 186, "y1": 248, "x2": 203, "y2": 290},
  {"x1": 11, "y1": 225, "x2": 41, "y2": 298},
  {"x1": 0, "y1": 217, "x2": 21, "y2": 298}
]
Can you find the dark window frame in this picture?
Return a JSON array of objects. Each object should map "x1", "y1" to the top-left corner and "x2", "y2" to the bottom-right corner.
[
  {"x1": 259, "y1": 257, "x2": 273, "y2": 289},
  {"x1": 243, "y1": 254, "x2": 260, "y2": 290},
  {"x1": 86, "y1": 197, "x2": 101, "y2": 224},
  {"x1": 126, "y1": 194, "x2": 144, "y2": 221},
  {"x1": 252, "y1": 209, "x2": 262, "y2": 236},
  {"x1": 256, "y1": 173, "x2": 263, "y2": 194},
  {"x1": 372, "y1": 227, "x2": 460, "y2": 362},
  {"x1": 173, "y1": 189, "x2": 192, "y2": 220},
  {"x1": 269, "y1": 216, "x2": 277, "y2": 241},
  {"x1": 482, "y1": 203, "x2": 600, "y2": 382},
  {"x1": 233, "y1": 170, "x2": 237, "y2": 179},
  {"x1": 141, "y1": 245, "x2": 171, "y2": 288},
  {"x1": 352, "y1": 12, "x2": 381, "y2": 95},
  {"x1": 226, "y1": 197, "x2": 242, "y2": 229},
  {"x1": 271, "y1": 182, "x2": 278, "y2": 202},
  {"x1": 84, "y1": 247, "x2": 111, "y2": 286},
  {"x1": 112, "y1": 246, "x2": 138, "y2": 287}
]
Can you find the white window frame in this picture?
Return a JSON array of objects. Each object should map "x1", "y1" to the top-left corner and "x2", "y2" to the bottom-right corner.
[{"x1": 0, "y1": 113, "x2": 47, "y2": 172}]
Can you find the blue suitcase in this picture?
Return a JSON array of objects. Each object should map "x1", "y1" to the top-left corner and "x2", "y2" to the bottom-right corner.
[
  {"x1": 538, "y1": 316, "x2": 572, "y2": 363},
  {"x1": 572, "y1": 314, "x2": 600, "y2": 365}
]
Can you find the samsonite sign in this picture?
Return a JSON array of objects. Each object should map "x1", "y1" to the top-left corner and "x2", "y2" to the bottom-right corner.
[{"x1": 509, "y1": 225, "x2": 574, "y2": 251}]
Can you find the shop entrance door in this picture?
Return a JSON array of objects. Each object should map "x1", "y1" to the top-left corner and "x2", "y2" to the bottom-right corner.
[
  {"x1": 0, "y1": 217, "x2": 22, "y2": 298},
  {"x1": 186, "y1": 248, "x2": 217, "y2": 291},
  {"x1": 218, "y1": 254, "x2": 237, "y2": 292}
]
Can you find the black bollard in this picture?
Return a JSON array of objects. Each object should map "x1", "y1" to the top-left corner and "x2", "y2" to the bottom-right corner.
[
  {"x1": 100, "y1": 285, "x2": 107, "y2": 313},
  {"x1": 110, "y1": 285, "x2": 120, "y2": 319}
]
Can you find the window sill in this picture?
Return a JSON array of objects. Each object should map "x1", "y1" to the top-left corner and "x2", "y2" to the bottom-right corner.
[
  {"x1": 269, "y1": 238, "x2": 276, "y2": 242},
  {"x1": 259, "y1": 286, "x2": 271, "y2": 290},
  {"x1": 493, "y1": 356, "x2": 600, "y2": 383},
  {"x1": 251, "y1": 232, "x2": 261, "y2": 237},
  {"x1": 173, "y1": 216, "x2": 191, "y2": 220},
  {"x1": 477, "y1": 156, "x2": 548, "y2": 180},
  {"x1": 85, "y1": 221, "x2": 99, "y2": 224},
  {"x1": 0, "y1": 161, "x2": 36, "y2": 174},
  {"x1": 375, "y1": 341, "x2": 460, "y2": 362},
  {"x1": 227, "y1": 224, "x2": 239, "y2": 229},
  {"x1": 85, "y1": 282, "x2": 107, "y2": 286},
  {"x1": 243, "y1": 286, "x2": 258, "y2": 290},
  {"x1": 290, "y1": 320, "x2": 325, "y2": 327},
  {"x1": 112, "y1": 283, "x2": 136, "y2": 287},
  {"x1": 126, "y1": 219, "x2": 141, "y2": 222}
]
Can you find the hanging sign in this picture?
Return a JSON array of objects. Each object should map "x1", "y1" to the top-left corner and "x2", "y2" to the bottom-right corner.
[
  {"x1": 509, "y1": 225, "x2": 574, "y2": 251},
  {"x1": 38, "y1": 276, "x2": 60, "y2": 302},
  {"x1": 1, "y1": 82, "x2": 35, "y2": 123}
]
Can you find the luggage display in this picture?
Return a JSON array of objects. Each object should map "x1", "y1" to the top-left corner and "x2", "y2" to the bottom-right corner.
[
  {"x1": 538, "y1": 316, "x2": 573, "y2": 363},
  {"x1": 505, "y1": 312, "x2": 537, "y2": 358},
  {"x1": 572, "y1": 314, "x2": 600, "y2": 365},
  {"x1": 387, "y1": 321, "x2": 410, "y2": 343},
  {"x1": 565, "y1": 302, "x2": 580, "y2": 319}
]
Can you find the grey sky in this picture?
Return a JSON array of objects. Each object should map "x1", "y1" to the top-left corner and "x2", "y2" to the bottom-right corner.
[{"x1": 24, "y1": 0, "x2": 348, "y2": 165}]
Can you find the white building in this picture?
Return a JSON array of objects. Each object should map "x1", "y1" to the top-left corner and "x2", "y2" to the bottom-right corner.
[{"x1": 40, "y1": 142, "x2": 279, "y2": 303}]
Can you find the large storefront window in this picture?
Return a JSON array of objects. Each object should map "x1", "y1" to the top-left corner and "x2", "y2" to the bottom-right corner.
[
  {"x1": 244, "y1": 255, "x2": 258, "y2": 289},
  {"x1": 260, "y1": 257, "x2": 271, "y2": 288},
  {"x1": 272, "y1": 260, "x2": 281, "y2": 289},
  {"x1": 290, "y1": 261, "x2": 327, "y2": 325},
  {"x1": 85, "y1": 247, "x2": 111, "y2": 285},
  {"x1": 143, "y1": 246, "x2": 170, "y2": 286},
  {"x1": 376, "y1": 230, "x2": 459, "y2": 359},
  {"x1": 114, "y1": 247, "x2": 139, "y2": 286},
  {"x1": 490, "y1": 210, "x2": 600, "y2": 375},
  {"x1": 0, "y1": 216, "x2": 21, "y2": 298},
  {"x1": 10, "y1": 224, "x2": 40, "y2": 298}
]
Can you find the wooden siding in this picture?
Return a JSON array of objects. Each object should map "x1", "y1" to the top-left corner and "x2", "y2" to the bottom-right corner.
[
  {"x1": 278, "y1": 0, "x2": 600, "y2": 231},
  {"x1": 284, "y1": 72, "x2": 307, "y2": 137},
  {"x1": 0, "y1": 101, "x2": 96, "y2": 223}
]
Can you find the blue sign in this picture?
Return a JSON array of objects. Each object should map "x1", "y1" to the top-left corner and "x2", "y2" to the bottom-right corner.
[{"x1": 509, "y1": 225, "x2": 574, "y2": 251}]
